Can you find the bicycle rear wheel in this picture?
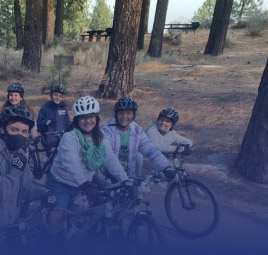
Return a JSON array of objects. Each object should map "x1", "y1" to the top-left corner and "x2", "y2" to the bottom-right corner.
[
  {"x1": 29, "y1": 150, "x2": 43, "y2": 179},
  {"x1": 165, "y1": 179, "x2": 219, "y2": 238},
  {"x1": 127, "y1": 214, "x2": 167, "y2": 255}
]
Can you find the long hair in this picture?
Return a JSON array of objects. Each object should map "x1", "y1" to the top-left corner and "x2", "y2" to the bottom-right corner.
[
  {"x1": 2, "y1": 99, "x2": 35, "y2": 118},
  {"x1": 70, "y1": 114, "x2": 104, "y2": 146}
]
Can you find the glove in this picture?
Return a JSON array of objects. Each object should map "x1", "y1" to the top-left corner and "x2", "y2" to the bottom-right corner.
[
  {"x1": 176, "y1": 144, "x2": 193, "y2": 156},
  {"x1": 120, "y1": 180, "x2": 133, "y2": 193},
  {"x1": 12, "y1": 151, "x2": 27, "y2": 171},
  {"x1": 41, "y1": 191, "x2": 57, "y2": 209},
  {"x1": 45, "y1": 119, "x2": 57, "y2": 127},
  {"x1": 80, "y1": 182, "x2": 100, "y2": 203},
  {"x1": 32, "y1": 168, "x2": 43, "y2": 180},
  {"x1": 163, "y1": 167, "x2": 176, "y2": 180}
]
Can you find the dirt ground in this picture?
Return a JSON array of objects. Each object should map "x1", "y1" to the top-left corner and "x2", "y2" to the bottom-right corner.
[{"x1": 0, "y1": 28, "x2": 268, "y2": 221}]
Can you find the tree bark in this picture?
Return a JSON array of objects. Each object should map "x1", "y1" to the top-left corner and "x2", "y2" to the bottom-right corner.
[
  {"x1": 234, "y1": 59, "x2": 268, "y2": 182},
  {"x1": 42, "y1": 0, "x2": 55, "y2": 44},
  {"x1": 137, "y1": 0, "x2": 150, "y2": 49},
  {"x1": 21, "y1": 0, "x2": 43, "y2": 72},
  {"x1": 14, "y1": 0, "x2": 24, "y2": 50},
  {"x1": 204, "y1": 0, "x2": 234, "y2": 56},
  {"x1": 147, "y1": 0, "x2": 169, "y2": 57},
  {"x1": 96, "y1": 0, "x2": 143, "y2": 99},
  {"x1": 54, "y1": 0, "x2": 64, "y2": 38}
]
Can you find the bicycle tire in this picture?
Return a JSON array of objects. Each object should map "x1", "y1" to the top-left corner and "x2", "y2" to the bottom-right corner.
[
  {"x1": 165, "y1": 178, "x2": 220, "y2": 238},
  {"x1": 127, "y1": 214, "x2": 167, "y2": 255},
  {"x1": 28, "y1": 150, "x2": 43, "y2": 179}
]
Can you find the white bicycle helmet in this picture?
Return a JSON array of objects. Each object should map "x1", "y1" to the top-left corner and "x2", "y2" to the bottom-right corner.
[{"x1": 72, "y1": 96, "x2": 100, "y2": 117}]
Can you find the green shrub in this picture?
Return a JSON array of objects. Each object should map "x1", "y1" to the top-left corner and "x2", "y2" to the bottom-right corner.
[
  {"x1": 246, "y1": 10, "x2": 268, "y2": 36},
  {"x1": 0, "y1": 47, "x2": 28, "y2": 79}
]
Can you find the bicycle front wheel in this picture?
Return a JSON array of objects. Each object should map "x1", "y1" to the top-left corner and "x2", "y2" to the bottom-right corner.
[
  {"x1": 165, "y1": 179, "x2": 219, "y2": 238},
  {"x1": 127, "y1": 214, "x2": 167, "y2": 255},
  {"x1": 28, "y1": 150, "x2": 43, "y2": 180}
]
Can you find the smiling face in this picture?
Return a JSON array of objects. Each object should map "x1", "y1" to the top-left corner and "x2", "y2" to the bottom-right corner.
[
  {"x1": 51, "y1": 92, "x2": 64, "y2": 105},
  {"x1": 8, "y1": 92, "x2": 22, "y2": 105},
  {"x1": 116, "y1": 110, "x2": 134, "y2": 131},
  {"x1": 78, "y1": 113, "x2": 97, "y2": 133},
  {"x1": 157, "y1": 116, "x2": 173, "y2": 132}
]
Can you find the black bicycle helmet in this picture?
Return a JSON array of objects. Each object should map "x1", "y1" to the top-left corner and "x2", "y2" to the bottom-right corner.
[
  {"x1": 158, "y1": 108, "x2": 179, "y2": 124},
  {"x1": 114, "y1": 96, "x2": 138, "y2": 113},
  {"x1": 50, "y1": 85, "x2": 65, "y2": 94},
  {"x1": 0, "y1": 105, "x2": 35, "y2": 129},
  {"x1": 7, "y1": 82, "x2": 24, "y2": 96}
]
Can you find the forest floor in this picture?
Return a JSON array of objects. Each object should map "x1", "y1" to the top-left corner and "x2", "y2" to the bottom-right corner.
[{"x1": 0, "y1": 27, "x2": 268, "y2": 222}]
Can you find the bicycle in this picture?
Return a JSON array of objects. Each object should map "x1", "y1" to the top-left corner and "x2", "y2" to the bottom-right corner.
[
  {"x1": 0, "y1": 201, "x2": 50, "y2": 255},
  {"x1": 57, "y1": 176, "x2": 167, "y2": 255},
  {"x1": 143, "y1": 144, "x2": 220, "y2": 238},
  {"x1": 27, "y1": 131, "x2": 63, "y2": 179}
]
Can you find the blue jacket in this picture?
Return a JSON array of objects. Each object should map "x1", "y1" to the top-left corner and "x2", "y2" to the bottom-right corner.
[{"x1": 37, "y1": 101, "x2": 71, "y2": 149}]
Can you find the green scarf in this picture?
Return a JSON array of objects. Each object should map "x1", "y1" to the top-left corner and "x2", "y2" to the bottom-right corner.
[{"x1": 74, "y1": 128, "x2": 105, "y2": 172}]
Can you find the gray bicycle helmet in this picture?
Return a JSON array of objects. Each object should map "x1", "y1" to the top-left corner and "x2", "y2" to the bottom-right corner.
[
  {"x1": 0, "y1": 105, "x2": 35, "y2": 129},
  {"x1": 7, "y1": 82, "x2": 24, "y2": 96},
  {"x1": 114, "y1": 97, "x2": 138, "y2": 113},
  {"x1": 158, "y1": 108, "x2": 179, "y2": 124},
  {"x1": 50, "y1": 85, "x2": 65, "y2": 94}
]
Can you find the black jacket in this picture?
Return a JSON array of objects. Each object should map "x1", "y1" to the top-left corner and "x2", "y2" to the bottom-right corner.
[{"x1": 37, "y1": 101, "x2": 71, "y2": 149}]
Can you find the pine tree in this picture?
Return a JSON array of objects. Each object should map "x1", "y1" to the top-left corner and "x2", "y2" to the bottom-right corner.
[{"x1": 90, "y1": 0, "x2": 113, "y2": 30}]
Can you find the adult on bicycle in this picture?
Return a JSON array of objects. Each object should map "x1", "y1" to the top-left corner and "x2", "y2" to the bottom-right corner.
[
  {"x1": 45, "y1": 96, "x2": 128, "y2": 235},
  {"x1": 0, "y1": 105, "x2": 56, "y2": 228},
  {"x1": 1, "y1": 82, "x2": 38, "y2": 139},
  {"x1": 145, "y1": 108, "x2": 193, "y2": 154},
  {"x1": 37, "y1": 85, "x2": 71, "y2": 163},
  {"x1": 101, "y1": 96, "x2": 175, "y2": 179}
]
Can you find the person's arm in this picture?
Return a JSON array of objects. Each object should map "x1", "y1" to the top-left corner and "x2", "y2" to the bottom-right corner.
[
  {"x1": 146, "y1": 125, "x2": 176, "y2": 153},
  {"x1": 103, "y1": 138, "x2": 128, "y2": 182},
  {"x1": 172, "y1": 131, "x2": 193, "y2": 147},
  {"x1": 138, "y1": 128, "x2": 173, "y2": 170},
  {"x1": 20, "y1": 164, "x2": 47, "y2": 201},
  {"x1": 56, "y1": 132, "x2": 90, "y2": 186},
  {"x1": 37, "y1": 106, "x2": 47, "y2": 133},
  {"x1": 0, "y1": 158, "x2": 24, "y2": 207}
]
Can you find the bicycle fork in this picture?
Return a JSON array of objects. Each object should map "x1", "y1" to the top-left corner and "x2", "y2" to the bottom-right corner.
[{"x1": 176, "y1": 178, "x2": 196, "y2": 210}]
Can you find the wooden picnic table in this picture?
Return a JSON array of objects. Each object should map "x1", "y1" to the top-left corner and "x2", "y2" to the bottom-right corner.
[
  {"x1": 86, "y1": 30, "x2": 105, "y2": 42},
  {"x1": 79, "y1": 28, "x2": 112, "y2": 42}
]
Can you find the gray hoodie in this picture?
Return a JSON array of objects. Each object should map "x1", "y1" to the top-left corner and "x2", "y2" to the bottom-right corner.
[{"x1": 0, "y1": 139, "x2": 46, "y2": 227}]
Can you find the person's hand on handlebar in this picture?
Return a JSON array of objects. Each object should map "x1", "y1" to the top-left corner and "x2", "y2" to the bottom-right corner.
[
  {"x1": 163, "y1": 167, "x2": 176, "y2": 181},
  {"x1": 176, "y1": 144, "x2": 193, "y2": 156}
]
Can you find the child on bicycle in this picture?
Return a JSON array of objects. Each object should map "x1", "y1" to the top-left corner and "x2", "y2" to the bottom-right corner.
[
  {"x1": 0, "y1": 105, "x2": 56, "y2": 228},
  {"x1": 45, "y1": 96, "x2": 128, "y2": 235},
  {"x1": 145, "y1": 108, "x2": 193, "y2": 154},
  {"x1": 101, "y1": 96, "x2": 175, "y2": 178},
  {"x1": 1, "y1": 82, "x2": 38, "y2": 138},
  {"x1": 37, "y1": 85, "x2": 71, "y2": 160}
]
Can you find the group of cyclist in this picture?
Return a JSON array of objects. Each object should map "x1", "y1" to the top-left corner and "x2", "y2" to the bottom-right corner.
[{"x1": 0, "y1": 82, "x2": 193, "y2": 250}]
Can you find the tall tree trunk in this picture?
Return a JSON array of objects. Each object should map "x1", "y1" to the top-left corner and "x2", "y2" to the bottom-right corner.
[
  {"x1": 21, "y1": 0, "x2": 43, "y2": 72},
  {"x1": 137, "y1": 0, "x2": 150, "y2": 49},
  {"x1": 204, "y1": 0, "x2": 233, "y2": 56},
  {"x1": 234, "y1": 59, "x2": 268, "y2": 182},
  {"x1": 54, "y1": 0, "x2": 64, "y2": 38},
  {"x1": 42, "y1": 0, "x2": 55, "y2": 44},
  {"x1": 14, "y1": 0, "x2": 24, "y2": 50},
  {"x1": 147, "y1": 0, "x2": 169, "y2": 57},
  {"x1": 96, "y1": 0, "x2": 143, "y2": 99}
]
